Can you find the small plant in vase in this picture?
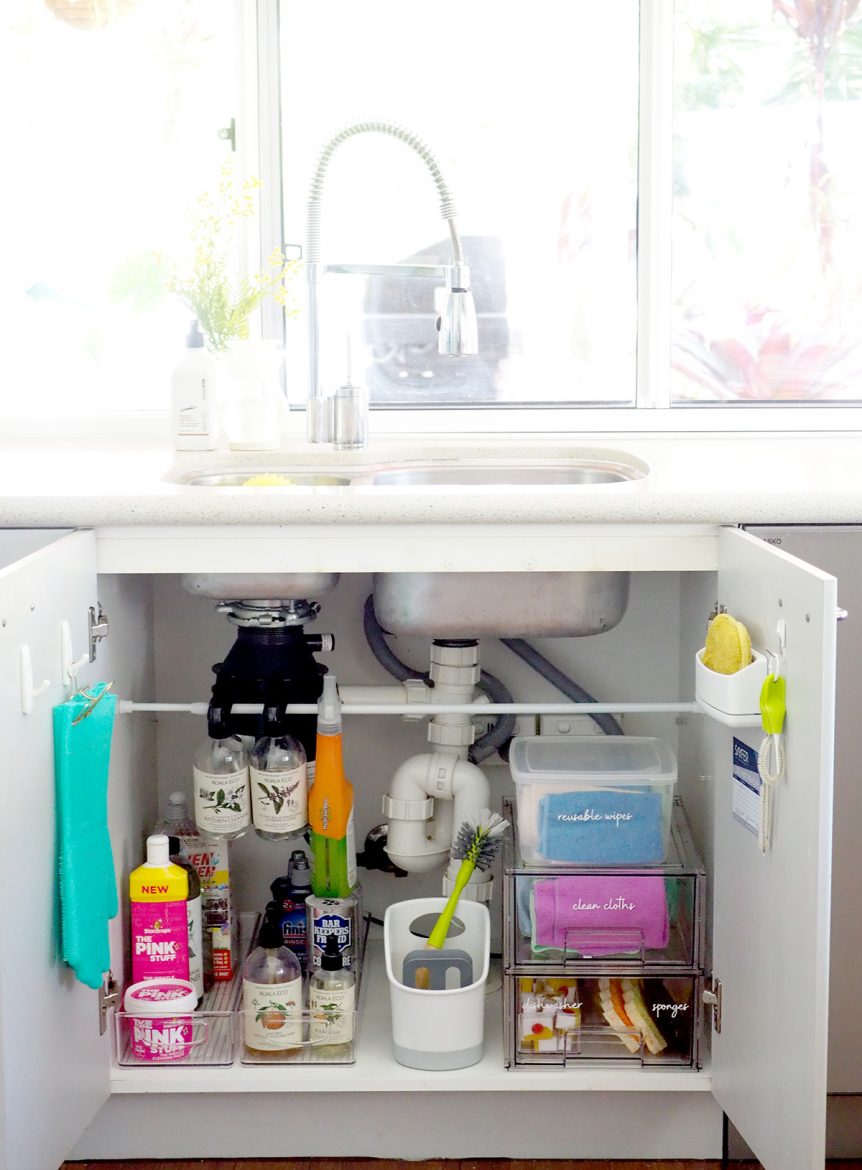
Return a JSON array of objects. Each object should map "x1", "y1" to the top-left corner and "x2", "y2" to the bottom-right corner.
[
  {"x1": 163, "y1": 159, "x2": 300, "y2": 354},
  {"x1": 161, "y1": 161, "x2": 301, "y2": 450}
]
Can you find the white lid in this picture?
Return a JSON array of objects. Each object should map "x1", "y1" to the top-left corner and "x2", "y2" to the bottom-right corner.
[
  {"x1": 509, "y1": 736, "x2": 677, "y2": 785},
  {"x1": 145, "y1": 834, "x2": 171, "y2": 866},
  {"x1": 166, "y1": 791, "x2": 189, "y2": 818},
  {"x1": 124, "y1": 978, "x2": 197, "y2": 1014}
]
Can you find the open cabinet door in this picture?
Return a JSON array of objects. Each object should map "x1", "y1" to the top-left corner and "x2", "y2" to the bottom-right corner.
[
  {"x1": 710, "y1": 527, "x2": 836, "y2": 1170},
  {"x1": 0, "y1": 530, "x2": 109, "y2": 1170}
]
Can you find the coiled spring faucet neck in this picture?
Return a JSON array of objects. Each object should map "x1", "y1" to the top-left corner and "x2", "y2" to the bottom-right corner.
[{"x1": 305, "y1": 121, "x2": 478, "y2": 444}]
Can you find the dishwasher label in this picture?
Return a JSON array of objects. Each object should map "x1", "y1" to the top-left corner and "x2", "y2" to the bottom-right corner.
[{"x1": 732, "y1": 737, "x2": 761, "y2": 836}]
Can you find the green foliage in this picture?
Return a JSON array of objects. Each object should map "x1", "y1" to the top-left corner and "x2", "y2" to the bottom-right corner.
[{"x1": 161, "y1": 160, "x2": 300, "y2": 353}]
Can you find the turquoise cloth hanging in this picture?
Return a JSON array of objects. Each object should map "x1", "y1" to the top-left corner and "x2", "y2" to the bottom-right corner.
[{"x1": 53, "y1": 683, "x2": 118, "y2": 990}]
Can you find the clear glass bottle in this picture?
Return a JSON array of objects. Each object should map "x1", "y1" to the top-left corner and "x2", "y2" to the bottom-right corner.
[
  {"x1": 192, "y1": 733, "x2": 250, "y2": 840},
  {"x1": 242, "y1": 914, "x2": 303, "y2": 1059},
  {"x1": 309, "y1": 932, "x2": 355, "y2": 1057},
  {"x1": 250, "y1": 727, "x2": 308, "y2": 841},
  {"x1": 167, "y1": 835, "x2": 205, "y2": 1005},
  {"x1": 155, "y1": 790, "x2": 200, "y2": 844}
]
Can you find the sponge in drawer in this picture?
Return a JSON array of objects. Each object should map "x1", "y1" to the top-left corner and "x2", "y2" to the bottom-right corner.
[
  {"x1": 537, "y1": 787, "x2": 664, "y2": 864},
  {"x1": 53, "y1": 684, "x2": 118, "y2": 990}
]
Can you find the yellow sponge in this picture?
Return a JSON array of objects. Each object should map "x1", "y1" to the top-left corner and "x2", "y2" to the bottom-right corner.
[
  {"x1": 702, "y1": 612, "x2": 752, "y2": 675},
  {"x1": 241, "y1": 473, "x2": 292, "y2": 487}
]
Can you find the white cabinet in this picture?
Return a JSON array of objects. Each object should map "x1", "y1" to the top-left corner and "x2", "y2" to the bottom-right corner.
[{"x1": 0, "y1": 524, "x2": 838, "y2": 1170}]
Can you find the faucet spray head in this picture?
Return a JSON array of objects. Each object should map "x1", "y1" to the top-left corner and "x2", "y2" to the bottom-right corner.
[{"x1": 438, "y1": 264, "x2": 478, "y2": 356}]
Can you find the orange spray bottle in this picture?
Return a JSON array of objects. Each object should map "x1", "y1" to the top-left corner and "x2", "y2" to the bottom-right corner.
[{"x1": 308, "y1": 674, "x2": 357, "y2": 898}]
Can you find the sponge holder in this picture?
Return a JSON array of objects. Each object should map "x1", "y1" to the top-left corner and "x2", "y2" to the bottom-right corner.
[{"x1": 694, "y1": 647, "x2": 768, "y2": 727}]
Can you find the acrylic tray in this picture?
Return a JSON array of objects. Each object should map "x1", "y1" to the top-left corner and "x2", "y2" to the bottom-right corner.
[
  {"x1": 114, "y1": 912, "x2": 366, "y2": 1069},
  {"x1": 503, "y1": 797, "x2": 706, "y2": 972},
  {"x1": 504, "y1": 972, "x2": 702, "y2": 1069}
]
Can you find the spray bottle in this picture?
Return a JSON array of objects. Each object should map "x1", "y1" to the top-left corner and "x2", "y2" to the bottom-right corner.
[{"x1": 307, "y1": 674, "x2": 357, "y2": 899}]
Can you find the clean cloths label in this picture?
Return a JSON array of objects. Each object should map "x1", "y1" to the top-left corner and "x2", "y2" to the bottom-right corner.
[{"x1": 732, "y1": 736, "x2": 761, "y2": 836}]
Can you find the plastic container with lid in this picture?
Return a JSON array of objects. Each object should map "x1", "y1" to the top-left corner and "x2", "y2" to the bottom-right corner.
[
  {"x1": 508, "y1": 736, "x2": 678, "y2": 866},
  {"x1": 123, "y1": 978, "x2": 205, "y2": 1063}
]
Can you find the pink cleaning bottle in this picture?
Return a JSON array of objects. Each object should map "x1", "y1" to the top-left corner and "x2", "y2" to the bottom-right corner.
[{"x1": 130, "y1": 834, "x2": 190, "y2": 984}]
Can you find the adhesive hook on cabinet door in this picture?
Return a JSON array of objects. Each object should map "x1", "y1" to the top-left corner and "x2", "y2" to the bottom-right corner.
[
  {"x1": 61, "y1": 620, "x2": 89, "y2": 688},
  {"x1": 20, "y1": 645, "x2": 51, "y2": 715}
]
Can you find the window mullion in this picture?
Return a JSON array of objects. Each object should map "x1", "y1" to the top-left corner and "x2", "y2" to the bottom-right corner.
[
  {"x1": 636, "y1": 0, "x2": 675, "y2": 410},
  {"x1": 251, "y1": 0, "x2": 285, "y2": 344}
]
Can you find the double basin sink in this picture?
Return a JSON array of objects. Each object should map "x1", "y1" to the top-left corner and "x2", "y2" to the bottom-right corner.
[
  {"x1": 174, "y1": 454, "x2": 647, "y2": 490},
  {"x1": 172, "y1": 450, "x2": 648, "y2": 637}
]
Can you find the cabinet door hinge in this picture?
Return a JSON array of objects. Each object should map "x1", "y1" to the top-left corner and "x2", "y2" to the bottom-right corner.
[
  {"x1": 99, "y1": 971, "x2": 119, "y2": 1036},
  {"x1": 88, "y1": 603, "x2": 109, "y2": 662},
  {"x1": 703, "y1": 975, "x2": 722, "y2": 1034}
]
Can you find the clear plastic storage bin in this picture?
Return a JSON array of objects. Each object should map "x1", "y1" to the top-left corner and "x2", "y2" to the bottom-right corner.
[
  {"x1": 505, "y1": 972, "x2": 701, "y2": 1068},
  {"x1": 509, "y1": 735, "x2": 678, "y2": 865},
  {"x1": 503, "y1": 798, "x2": 706, "y2": 970}
]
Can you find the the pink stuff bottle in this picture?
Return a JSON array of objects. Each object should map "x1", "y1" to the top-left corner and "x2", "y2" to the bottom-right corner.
[{"x1": 129, "y1": 834, "x2": 190, "y2": 984}]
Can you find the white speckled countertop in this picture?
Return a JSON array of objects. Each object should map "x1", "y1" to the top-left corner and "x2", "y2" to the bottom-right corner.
[{"x1": 1, "y1": 432, "x2": 861, "y2": 528}]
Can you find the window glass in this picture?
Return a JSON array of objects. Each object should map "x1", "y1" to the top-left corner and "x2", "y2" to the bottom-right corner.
[
  {"x1": 279, "y1": 0, "x2": 639, "y2": 409},
  {"x1": 3, "y1": 0, "x2": 234, "y2": 414},
  {"x1": 672, "y1": 0, "x2": 862, "y2": 404}
]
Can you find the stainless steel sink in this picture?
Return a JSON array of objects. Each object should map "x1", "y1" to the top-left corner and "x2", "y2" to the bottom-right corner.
[
  {"x1": 176, "y1": 470, "x2": 351, "y2": 487},
  {"x1": 369, "y1": 458, "x2": 646, "y2": 487}
]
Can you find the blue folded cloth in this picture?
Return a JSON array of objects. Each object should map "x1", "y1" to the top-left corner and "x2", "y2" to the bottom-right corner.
[
  {"x1": 537, "y1": 787, "x2": 664, "y2": 863},
  {"x1": 53, "y1": 684, "x2": 118, "y2": 989}
]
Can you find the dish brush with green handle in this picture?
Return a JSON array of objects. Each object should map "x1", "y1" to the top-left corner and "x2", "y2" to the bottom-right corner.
[{"x1": 412, "y1": 809, "x2": 508, "y2": 989}]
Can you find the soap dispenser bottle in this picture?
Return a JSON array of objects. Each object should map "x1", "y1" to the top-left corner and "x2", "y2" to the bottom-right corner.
[
  {"x1": 309, "y1": 932, "x2": 355, "y2": 1054},
  {"x1": 242, "y1": 911, "x2": 303, "y2": 1057},
  {"x1": 171, "y1": 319, "x2": 219, "y2": 451}
]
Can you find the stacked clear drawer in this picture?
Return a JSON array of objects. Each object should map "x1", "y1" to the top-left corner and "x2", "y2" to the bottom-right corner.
[{"x1": 502, "y1": 796, "x2": 706, "y2": 1069}]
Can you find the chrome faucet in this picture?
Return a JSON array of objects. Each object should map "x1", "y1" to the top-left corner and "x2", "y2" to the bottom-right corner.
[{"x1": 305, "y1": 121, "x2": 478, "y2": 444}]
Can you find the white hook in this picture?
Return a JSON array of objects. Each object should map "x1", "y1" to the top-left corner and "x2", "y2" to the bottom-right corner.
[
  {"x1": 61, "y1": 620, "x2": 89, "y2": 687},
  {"x1": 20, "y1": 645, "x2": 51, "y2": 715}
]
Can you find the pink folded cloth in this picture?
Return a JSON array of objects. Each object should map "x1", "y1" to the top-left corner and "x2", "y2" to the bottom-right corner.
[{"x1": 533, "y1": 875, "x2": 669, "y2": 957}]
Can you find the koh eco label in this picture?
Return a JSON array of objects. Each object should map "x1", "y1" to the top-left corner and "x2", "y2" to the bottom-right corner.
[
  {"x1": 250, "y1": 761, "x2": 308, "y2": 834},
  {"x1": 310, "y1": 982, "x2": 355, "y2": 1046},
  {"x1": 193, "y1": 766, "x2": 250, "y2": 835},
  {"x1": 242, "y1": 976, "x2": 303, "y2": 1051}
]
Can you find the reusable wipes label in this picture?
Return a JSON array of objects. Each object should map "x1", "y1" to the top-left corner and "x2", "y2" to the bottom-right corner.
[
  {"x1": 187, "y1": 894, "x2": 204, "y2": 1000},
  {"x1": 193, "y1": 766, "x2": 250, "y2": 835},
  {"x1": 242, "y1": 976, "x2": 303, "y2": 1050},
  {"x1": 556, "y1": 809, "x2": 634, "y2": 825},
  {"x1": 309, "y1": 983, "x2": 355, "y2": 1045},
  {"x1": 731, "y1": 737, "x2": 761, "y2": 836},
  {"x1": 250, "y1": 762, "x2": 307, "y2": 834}
]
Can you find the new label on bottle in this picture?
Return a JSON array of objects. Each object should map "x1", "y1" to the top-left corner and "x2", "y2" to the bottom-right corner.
[
  {"x1": 310, "y1": 982, "x2": 355, "y2": 1046},
  {"x1": 242, "y1": 976, "x2": 303, "y2": 1051},
  {"x1": 193, "y1": 766, "x2": 250, "y2": 836},
  {"x1": 250, "y1": 761, "x2": 307, "y2": 834}
]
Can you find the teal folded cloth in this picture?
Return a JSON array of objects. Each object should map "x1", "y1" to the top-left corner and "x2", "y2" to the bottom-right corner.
[{"x1": 53, "y1": 684, "x2": 118, "y2": 989}]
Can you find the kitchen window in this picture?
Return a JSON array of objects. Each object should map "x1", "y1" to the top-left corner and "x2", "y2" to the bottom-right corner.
[
  {"x1": 272, "y1": 0, "x2": 862, "y2": 429},
  {"x1": 5, "y1": 0, "x2": 862, "y2": 431}
]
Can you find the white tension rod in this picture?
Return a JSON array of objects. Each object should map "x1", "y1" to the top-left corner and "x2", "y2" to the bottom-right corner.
[{"x1": 118, "y1": 700, "x2": 701, "y2": 717}]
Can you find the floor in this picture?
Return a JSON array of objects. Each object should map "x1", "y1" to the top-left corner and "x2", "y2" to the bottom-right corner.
[{"x1": 59, "y1": 1161, "x2": 862, "y2": 1169}]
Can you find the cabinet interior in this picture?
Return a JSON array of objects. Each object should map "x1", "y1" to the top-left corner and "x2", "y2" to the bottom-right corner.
[{"x1": 101, "y1": 567, "x2": 718, "y2": 1006}]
